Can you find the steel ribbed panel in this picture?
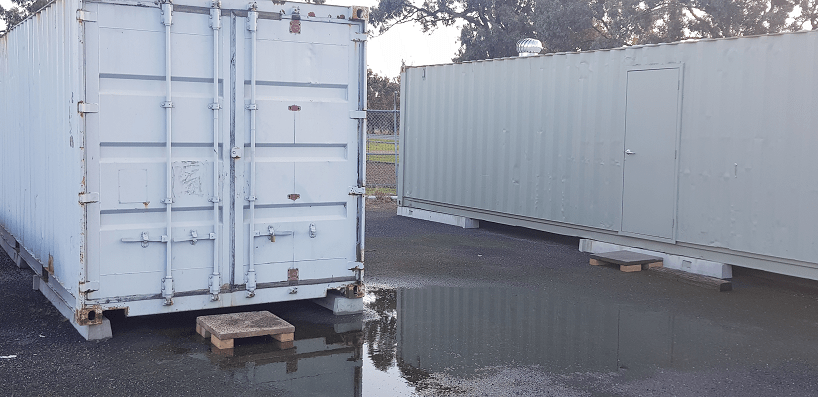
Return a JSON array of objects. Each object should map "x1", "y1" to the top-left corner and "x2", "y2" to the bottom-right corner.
[
  {"x1": 0, "y1": 0, "x2": 85, "y2": 293},
  {"x1": 399, "y1": 31, "x2": 818, "y2": 278},
  {"x1": 2, "y1": 0, "x2": 368, "y2": 339}
]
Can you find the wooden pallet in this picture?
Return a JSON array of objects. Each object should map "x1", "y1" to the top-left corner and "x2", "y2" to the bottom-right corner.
[
  {"x1": 589, "y1": 250, "x2": 663, "y2": 272},
  {"x1": 196, "y1": 311, "x2": 295, "y2": 350}
]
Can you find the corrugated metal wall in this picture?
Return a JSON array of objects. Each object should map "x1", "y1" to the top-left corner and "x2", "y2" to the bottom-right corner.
[
  {"x1": 1, "y1": 0, "x2": 368, "y2": 337},
  {"x1": 0, "y1": 0, "x2": 85, "y2": 294},
  {"x1": 399, "y1": 31, "x2": 818, "y2": 279},
  {"x1": 401, "y1": 50, "x2": 626, "y2": 231}
]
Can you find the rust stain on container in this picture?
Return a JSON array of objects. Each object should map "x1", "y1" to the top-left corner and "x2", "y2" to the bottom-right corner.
[
  {"x1": 47, "y1": 254, "x2": 54, "y2": 275},
  {"x1": 76, "y1": 306, "x2": 103, "y2": 326},
  {"x1": 289, "y1": 19, "x2": 301, "y2": 34},
  {"x1": 288, "y1": 268, "x2": 299, "y2": 285}
]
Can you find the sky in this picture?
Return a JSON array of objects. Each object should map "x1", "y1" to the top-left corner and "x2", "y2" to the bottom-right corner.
[
  {"x1": 0, "y1": 0, "x2": 459, "y2": 78},
  {"x1": 331, "y1": 0, "x2": 462, "y2": 77}
]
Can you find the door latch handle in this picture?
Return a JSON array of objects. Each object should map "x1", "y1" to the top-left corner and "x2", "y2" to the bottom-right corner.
[
  {"x1": 252, "y1": 225, "x2": 293, "y2": 242},
  {"x1": 625, "y1": 149, "x2": 636, "y2": 155}
]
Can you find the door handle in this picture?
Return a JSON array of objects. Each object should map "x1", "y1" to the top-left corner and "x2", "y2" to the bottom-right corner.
[{"x1": 625, "y1": 149, "x2": 635, "y2": 155}]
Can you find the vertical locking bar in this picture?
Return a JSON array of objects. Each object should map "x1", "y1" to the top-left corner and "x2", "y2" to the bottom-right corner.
[
  {"x1": 160, "y1": 0, "x2": 175, "y2": 306},
  {"x1": 208, "y1": 2, "x2": 222, "y2": 300},
  {"x1": 245, "y1": 2, "x2": 259, "y2": 297},
  {"x1": 356, "y1": 21, "x2": 367, "y2": 263}
]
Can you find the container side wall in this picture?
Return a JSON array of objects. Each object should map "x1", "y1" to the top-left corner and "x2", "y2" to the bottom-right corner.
[
  {"x1": 400, "y1": 31, "x2": 818, "y2": 275},
  {"x1": 402, "y1": 50, "x2": 626, "y2": 231},
  {"x1": 673, "y1": 33, "x2": 818, "y2": 264},
  {"x1": 0, "y1": 0, "x2": 85, "y2": 296}
]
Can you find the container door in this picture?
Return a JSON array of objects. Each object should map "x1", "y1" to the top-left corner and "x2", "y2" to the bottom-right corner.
[
  {"x1": 620, "y1": 67, "x2": 681, "y2": 241},
  {"x1": 234, "y1": 12, "x2": 363, "y2": 294},
  {"x1": 88, "y1": 4, "x2": 228, "y2": 301}
]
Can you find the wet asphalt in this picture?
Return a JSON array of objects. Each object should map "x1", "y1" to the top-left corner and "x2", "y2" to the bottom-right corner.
[{"x1": 2, "y1": 200, "x2": 818, "y2": 396}]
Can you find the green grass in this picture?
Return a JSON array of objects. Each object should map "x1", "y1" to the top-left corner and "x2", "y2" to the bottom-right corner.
[
  {"x1": 367, "y1": 139, "x2": 398, "y2": 151},
  {"x1": 367, "y1": 154, "x2": 398, "y2": 163},
  {"x1": 367, "y1": 139, "x2": 399, "y2": 163},
  {"x1": 366, "y1": 187, "x2": 397, "y2": 196}
]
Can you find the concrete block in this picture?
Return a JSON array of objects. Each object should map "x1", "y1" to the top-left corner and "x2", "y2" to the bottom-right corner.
[
  {"x1": 313, "y1": 290, "x2": 364, "y2": 315},
  {"x1": 580, "y1": 239, "x2": 732, "y2": 279},
  {"x1": 397, "y1": 206, "x2": 479, "y2": 229}
]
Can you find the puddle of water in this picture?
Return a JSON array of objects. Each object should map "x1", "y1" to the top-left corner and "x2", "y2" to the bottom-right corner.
[
  {"x1": 188, "y1": 283, "x2": 818, "y2": 396},
  {"x1": 356, "y1": 284, "x2": 818, "y2": 395}
]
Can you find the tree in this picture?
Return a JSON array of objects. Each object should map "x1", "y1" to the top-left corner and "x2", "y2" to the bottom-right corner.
[
  {"x1": 1, "y1": 0, "x2": 49, "y2": 34},
  {"x1": 453, "y1": 0, "x2": 538, "y2": 61},
  {"x1": 367, "y1": 69, "x2": 400, "y2": 110},
  {"x1": 790, "y1": 0, "x2": 818, "y2": 31},
  {"x1": 367, "y1": 69, "x2": 400, "y2": 136},
  {"x1": 371, "y1": 0, "x2": 810, "y2": 62},
  {"x1": 371, "y1": 0, "x2": 539, "y2": 61}
]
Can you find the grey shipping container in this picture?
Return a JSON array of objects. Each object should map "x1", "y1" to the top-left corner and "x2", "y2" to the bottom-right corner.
[
  {"x1": 0, "y1": 0, "x2": 369, "y2": 339},
  {"x1": 398, "y1": 31, "x2": 818, "y2": 280}
]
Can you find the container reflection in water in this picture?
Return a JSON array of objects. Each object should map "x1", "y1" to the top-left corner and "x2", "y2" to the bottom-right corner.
[
  {"x1": 358, "y1": 283, "x2": 818, "y2": 391},
  {"x1": 210, "y1": 320, "x2": 363, "y2": 396},
  {"x1": 395, "y1": 286, "x2": 736, "y2": 376}
]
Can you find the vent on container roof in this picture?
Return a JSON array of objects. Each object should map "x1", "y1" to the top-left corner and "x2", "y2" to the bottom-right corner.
[{"x1": 516, "y1": 38, "x2": 543, "y2": 57}]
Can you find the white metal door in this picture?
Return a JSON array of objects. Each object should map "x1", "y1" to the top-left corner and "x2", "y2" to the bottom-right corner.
[
  {"x1": 88, "y1": 3, "x2": 228, "y2": 303},
  {"x1": 621, "y1": 67, "x2": 681, "y2": 241},
  {"x1": 233, "y1": 10, "x2": 364, "y2": 296}
]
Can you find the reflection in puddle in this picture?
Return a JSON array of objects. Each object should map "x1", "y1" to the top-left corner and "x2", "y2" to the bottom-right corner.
[
  {"x1": 207, "y1": 320, "x2": 364, "y2": 396},
  {"x1": 362, "y1": 284, "x2": 818, "y2": 395},
  {"x1": 192, "y1": 284, "x2": 818, "y2": 396},
  {"x1": 393, "y1": 286, "x2": 733, "y2": 375}
]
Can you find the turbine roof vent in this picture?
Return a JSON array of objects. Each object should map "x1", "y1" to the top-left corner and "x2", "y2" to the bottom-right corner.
[{"x1": 516, "y1": 38, "x2": 543, "y2": 57}]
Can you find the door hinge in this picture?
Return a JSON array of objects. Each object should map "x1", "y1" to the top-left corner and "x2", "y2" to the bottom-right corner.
[
  {"x1": 349, "y1": 110, "x2": 366, "y2": 119},
  {"x1": 78, "y1": 192, "x2": 99, "y2": 204},
  {"x1": 349, "y1": 186, "x2": 365, "y2": 196},
  {"x1": 351, "y1": 32, "x2": 368, "y2": 42},
  {"x1": 78, "y1": 102, "x2": 99, "y2": 113},
  {"x1": 77, "y1": 10, "x2": 97, "y2": 22}
]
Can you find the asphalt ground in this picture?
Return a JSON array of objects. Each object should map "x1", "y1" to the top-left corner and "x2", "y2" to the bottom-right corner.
[{"x1": 1, "y1": 200, "x2": 818, "y2": 396}]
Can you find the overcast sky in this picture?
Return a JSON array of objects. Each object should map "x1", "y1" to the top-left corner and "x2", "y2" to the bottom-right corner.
[
  {"x1": 332, "y1": 0, "x2": 461, "y2": 77},
  {"x1": 0, "y1": 0, "x2": 458, "y2": 77}
]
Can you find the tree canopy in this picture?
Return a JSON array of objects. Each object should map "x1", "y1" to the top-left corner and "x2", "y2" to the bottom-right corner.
[
  {"x1": 371, "y1": 0, "x2": 818, "y2": 62},
  {"x1": 1, "y1": 0, "x2": 49, "y2": 34},
  {"x1": 368, "y1": 69, "x2": 401, "y2": 110}
]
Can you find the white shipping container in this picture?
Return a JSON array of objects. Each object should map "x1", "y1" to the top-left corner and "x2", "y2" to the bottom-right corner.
[
  {"x1": 398, "y1": 31, "x2": 818, "y2": 281},
  {"x1": 0, "y1": 0, "x2": 368, "y2": 340}
]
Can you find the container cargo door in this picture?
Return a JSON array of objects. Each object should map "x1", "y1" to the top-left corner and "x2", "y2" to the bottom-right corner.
[
  {"x1": 87, "y1": 3, "x2": 229, "y2": 302},
  {"x1": 620, "y1": 67, "x2": 682, "y2": 241},
  {"x1": 233, "y1": 10, "x2": 363, "y2": 296}
]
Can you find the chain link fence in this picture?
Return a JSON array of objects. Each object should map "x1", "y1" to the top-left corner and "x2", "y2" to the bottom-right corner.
[{"x1": 366, "y1": 109, "x2": 399, "y2": 195}]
